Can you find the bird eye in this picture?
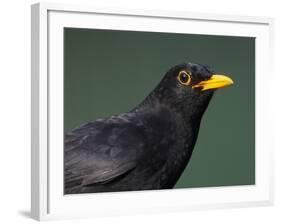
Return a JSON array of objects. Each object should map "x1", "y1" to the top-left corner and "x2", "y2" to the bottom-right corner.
[{"x1": 177, "y1": 71, "x2": 191, "y2": 85}]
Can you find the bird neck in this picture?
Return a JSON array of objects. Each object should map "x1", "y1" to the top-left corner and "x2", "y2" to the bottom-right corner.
[{"x1": 133, "y1": 91, "x2": 213, "y2": 126}]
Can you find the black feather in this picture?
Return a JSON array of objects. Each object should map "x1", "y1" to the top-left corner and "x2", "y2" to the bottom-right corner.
[{"x1": 64, "y1": 62, "x2": 219, "y2": 194}]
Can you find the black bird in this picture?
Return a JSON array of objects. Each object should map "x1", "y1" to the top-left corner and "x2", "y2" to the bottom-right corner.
[{"x1": 64, "y1": 62, "x2": 233, "y2": 194}]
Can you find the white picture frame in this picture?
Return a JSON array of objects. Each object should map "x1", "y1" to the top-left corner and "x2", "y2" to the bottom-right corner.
[{"x1": 31, "y1": 2, "x2": 274, "y2": 221}]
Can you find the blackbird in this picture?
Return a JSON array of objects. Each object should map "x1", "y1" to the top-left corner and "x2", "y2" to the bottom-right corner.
[{"x1": 64, "y1": 62, "x2": 233, "y2": 194}]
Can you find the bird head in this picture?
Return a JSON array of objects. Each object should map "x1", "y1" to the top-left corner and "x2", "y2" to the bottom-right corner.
[{"x1": 150, "y1": 63, "x2": 234, "y2": 121}]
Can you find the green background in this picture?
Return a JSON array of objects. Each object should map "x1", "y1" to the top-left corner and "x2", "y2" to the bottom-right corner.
[{"x1": 64, "y1": 28, "x2": 255, "y2": 188}]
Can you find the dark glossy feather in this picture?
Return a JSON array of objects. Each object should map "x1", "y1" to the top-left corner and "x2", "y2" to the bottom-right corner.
[
  {"x1": 64, "y1": 63, "x2": 216, "y2": 194},
  {"x1": 64, "y1": 108, "x2": 186, "y2": 194}
]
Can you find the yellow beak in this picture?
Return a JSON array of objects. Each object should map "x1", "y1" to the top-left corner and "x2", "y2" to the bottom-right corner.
[{"x1": 192, "y1": 74, "x2": 234, "y2": 91}]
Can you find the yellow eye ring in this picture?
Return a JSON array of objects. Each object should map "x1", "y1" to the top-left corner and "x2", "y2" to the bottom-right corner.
[{"x1": 177, "y1": 71, "x2": 191, "y2": 85}]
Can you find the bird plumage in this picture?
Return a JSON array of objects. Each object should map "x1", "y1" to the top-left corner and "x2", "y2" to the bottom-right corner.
[{"x1": 64, "y1": 62, "x2": 233, "y2": 194}]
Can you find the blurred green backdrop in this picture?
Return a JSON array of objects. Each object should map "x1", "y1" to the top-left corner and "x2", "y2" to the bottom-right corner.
[{"x1": 64, "y1": 28, "x2": 255, "y2": 188}]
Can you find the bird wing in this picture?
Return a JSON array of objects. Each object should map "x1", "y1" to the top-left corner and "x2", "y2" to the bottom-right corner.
[{"x1": 64, "y1": 114, "x2": 146, "y2": 188}]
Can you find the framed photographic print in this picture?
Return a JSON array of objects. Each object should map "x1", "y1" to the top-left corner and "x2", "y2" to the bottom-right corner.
[{"x1": 31, "y1": 2, "x2": 274, "y2": 221}]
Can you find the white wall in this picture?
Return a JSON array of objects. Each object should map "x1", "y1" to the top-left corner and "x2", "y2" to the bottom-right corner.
[{"x1": 0, "y1": 0, "x2": 279, "y2": 223}]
